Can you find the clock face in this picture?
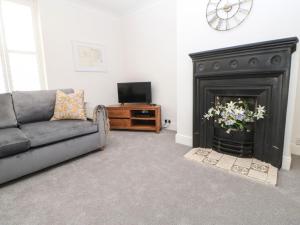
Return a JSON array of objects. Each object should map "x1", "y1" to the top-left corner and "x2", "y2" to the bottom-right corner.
[{"x1": 206, "y1": 0, "x2": 253, "y2": 31}]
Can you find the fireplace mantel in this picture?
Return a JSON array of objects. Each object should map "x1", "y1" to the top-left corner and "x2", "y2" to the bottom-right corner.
[{"x1": 190, "y1": 37, "x2": 298, "y2": 168}]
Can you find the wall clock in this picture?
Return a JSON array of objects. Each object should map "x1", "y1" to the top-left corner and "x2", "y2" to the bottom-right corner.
[{"x1": 206, "y1": 0, "x2": 253, "y2": 31}]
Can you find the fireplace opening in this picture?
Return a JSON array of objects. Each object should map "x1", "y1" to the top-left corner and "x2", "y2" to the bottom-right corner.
[{"x1": 211, "y1": 96, "x2": 258, "y2": 157}]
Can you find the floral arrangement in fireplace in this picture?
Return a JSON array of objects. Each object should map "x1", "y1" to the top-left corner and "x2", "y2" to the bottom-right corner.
[{"x1": 204, "y1": 98, "x2": 266, "y2": 134}]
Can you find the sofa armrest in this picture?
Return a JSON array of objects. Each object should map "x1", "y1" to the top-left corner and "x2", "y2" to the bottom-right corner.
[{"x1": 85, "y1": 103, "x2": 109, "y2": 147}]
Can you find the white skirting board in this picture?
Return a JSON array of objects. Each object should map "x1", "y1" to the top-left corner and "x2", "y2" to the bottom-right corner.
[
  {"x1": 282, "y1": 155, "x2": 292, "y2": 171},
  {"x1": 176, "y1": 133, "x2": 293, "y2": 171},
  {"x1": 175, "y1": 133, "x2": 192, "y2": 147}
]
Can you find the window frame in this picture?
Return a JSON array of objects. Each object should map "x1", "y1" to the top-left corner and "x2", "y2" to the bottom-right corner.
[{"x1": 0, "y1": 0, "x2": 47, "y2": 92}]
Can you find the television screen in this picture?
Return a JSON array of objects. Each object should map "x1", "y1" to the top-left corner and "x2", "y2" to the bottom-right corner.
[{"x1": 118, "y1": 82, "x2": 152, "y2": 104}]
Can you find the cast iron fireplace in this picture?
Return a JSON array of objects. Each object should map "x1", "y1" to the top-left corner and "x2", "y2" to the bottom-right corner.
[{"x1": 190, "y1": 37, "x2": 298, "y2": 169}]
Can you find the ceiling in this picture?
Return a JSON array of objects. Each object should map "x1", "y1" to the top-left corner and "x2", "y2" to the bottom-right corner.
[{"x1": 79, "y1": 0, "x2": 159, "y2": 14}]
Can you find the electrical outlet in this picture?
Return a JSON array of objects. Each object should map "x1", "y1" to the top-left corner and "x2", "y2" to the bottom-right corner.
[
  {"x1": 296, "y1": 138, "x2": 300, "y2": 146},
  {"x1": 164, "y1": 119, "x2": 171, "y2": 124}
]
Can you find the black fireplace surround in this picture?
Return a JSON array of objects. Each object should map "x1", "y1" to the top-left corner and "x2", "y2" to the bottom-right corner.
[{"x1": 190, "y1": 37, "x2": 298, "y2": 169}]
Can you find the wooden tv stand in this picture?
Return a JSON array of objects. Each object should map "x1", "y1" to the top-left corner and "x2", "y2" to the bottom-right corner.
[{"x1": 107, "y1": 104, "x2": 161, "y2": 133}]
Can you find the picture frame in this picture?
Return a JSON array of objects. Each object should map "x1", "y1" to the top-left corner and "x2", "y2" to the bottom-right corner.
[{"x1": 72, "y1": 41, "x2": 107, "y2": 72}]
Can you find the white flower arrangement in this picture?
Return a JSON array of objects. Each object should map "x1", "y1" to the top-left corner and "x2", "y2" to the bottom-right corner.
[{"x1": 204, "y1": 98, "x2": 266, "y2": 134}]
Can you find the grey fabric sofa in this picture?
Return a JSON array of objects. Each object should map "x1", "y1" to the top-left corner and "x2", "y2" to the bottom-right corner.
[{"x1": 0, "y1": 89, "x2": 108, "y2": 185}]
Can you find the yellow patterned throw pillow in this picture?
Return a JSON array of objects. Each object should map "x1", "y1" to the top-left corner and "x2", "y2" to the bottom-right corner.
[{"x1": 51, "y1": 90, "x2": 87, "y2": 121}]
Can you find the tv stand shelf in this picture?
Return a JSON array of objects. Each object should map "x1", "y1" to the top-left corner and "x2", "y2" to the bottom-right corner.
[
  {"x1": 107, "y1": 104, "x2": 161, "y2": 133},
  {"x1": 131, "y1": 117, "x2": 156, "y2": 120}
]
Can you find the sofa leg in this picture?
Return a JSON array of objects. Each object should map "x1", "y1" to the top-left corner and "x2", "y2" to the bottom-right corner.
[{"x1": 98, "y1": 147, "x2": 105, "y2": 151}]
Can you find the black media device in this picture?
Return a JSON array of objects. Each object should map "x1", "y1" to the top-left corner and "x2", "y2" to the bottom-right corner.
[{"x1": 117, "y1": 82, "x2": 152, "y2": 104}]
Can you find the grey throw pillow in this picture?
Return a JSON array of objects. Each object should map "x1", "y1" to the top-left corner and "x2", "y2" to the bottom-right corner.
[{"x1": 0, "y1": 93, "x2": 18, "y2": 129}]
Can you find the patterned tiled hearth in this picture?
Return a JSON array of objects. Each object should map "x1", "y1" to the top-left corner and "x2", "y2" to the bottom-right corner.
[{"x1": 184, "y1": 148, "x2": 278, "y2": 186}]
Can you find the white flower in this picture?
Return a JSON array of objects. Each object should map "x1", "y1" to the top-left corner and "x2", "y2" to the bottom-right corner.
[
  {"x1": 257, "y1": 105, "x2": 266, "y2": 113},
  {"x1": 234, "y1": 108, "x2": 245, "y2": 121},
  {"x1": 208, "y1": 107, "x2": 214, "y2": 114},
  {"x1": 204, "y1": 113, "x2": 211, "y2": 120},
  {"x1": 226, "y1": 128, "x2": 232, "y2": 134},
  {"x1": 221, "y1": 111, "x2": 226, "y2": 118},
  {"x1": 225, "y1": 119, "x2": 235, "y2": 126},
  {"x1": 226, "y1": 101, "x2": 235, "y2": 110},
  {"x1": 254, "y1": 105, "x2": 266, "y2": 120}
]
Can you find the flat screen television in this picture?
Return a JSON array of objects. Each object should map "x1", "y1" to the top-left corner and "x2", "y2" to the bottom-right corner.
[{"x1": 118, "y1": 82, "x2": 152, "y2": 104}]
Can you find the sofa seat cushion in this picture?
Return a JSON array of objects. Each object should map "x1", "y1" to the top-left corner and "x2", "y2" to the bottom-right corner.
[
  {"x1": 20, "y1": 120, "x2": 98, "y2": 148},
  {"x1": 0, "y1": 128, "x2": 30, "y2": 158}
]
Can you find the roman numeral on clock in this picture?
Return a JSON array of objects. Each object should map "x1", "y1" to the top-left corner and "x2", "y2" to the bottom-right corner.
[
  {"x1": 240, "y1": 0, "x2": 252, "y2": 4},
  {"x1": 216, "y1": 19, "x2": 224, "y2": 30},
  {"x1": 239, "y1": 8, "x2": 250, "y2": 15},
  {"x1": 208, "y1": 15, "x2": 218, "y2": 24},
  {"x1": 207, "y1": 9, "x2": 216, "y2": 16}
]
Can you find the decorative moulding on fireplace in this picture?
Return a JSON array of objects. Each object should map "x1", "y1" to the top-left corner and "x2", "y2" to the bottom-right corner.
[{"x1": 190, "y1": 37, "x2": 298, "y2": 169}]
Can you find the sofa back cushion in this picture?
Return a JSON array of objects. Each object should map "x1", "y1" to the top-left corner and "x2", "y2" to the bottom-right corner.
[
  {"x1": 0, "y1": 93, "x2": 18, "y2": 129},
  {"x1": 12, "y1": 89, "x2": 73, "y2": 124}
]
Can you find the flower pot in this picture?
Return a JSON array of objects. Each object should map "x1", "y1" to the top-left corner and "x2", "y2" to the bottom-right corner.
[{"x1": 212, "y1": 127, "x2": 254, "y2": 157}]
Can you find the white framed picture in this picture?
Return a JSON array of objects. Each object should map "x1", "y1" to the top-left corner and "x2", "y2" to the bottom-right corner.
[{"x1": 72, "y1": 41, "x2": 107, "y2": 72}]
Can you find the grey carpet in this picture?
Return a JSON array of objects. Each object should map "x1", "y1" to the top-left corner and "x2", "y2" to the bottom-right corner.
[{"x1": 0, "y1": 130, "x2": 300, "y2": 225}]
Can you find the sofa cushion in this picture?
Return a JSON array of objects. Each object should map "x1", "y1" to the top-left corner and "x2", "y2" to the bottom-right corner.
[
  {"x1": 20, "y1": 120, "x2": 98, "y2": 148},
  {"x1": 0, "y1": 93, "x2": 18, "y2": 129},
  {"x1": 12, "y1": 89, "x2": 73, "y2": 124},
  {"x1": 0, "y1": 128, "x2": 30, "y2": 158}
]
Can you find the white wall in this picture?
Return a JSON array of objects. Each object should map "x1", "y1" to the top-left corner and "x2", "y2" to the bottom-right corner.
[
  {"x1": 176, "y1": 0, "x2": 300, "y2": 169},
  {"x1": 38, "y1": 0, "x2": 124, "y2": 106},
  {"x1": 37, "y1": 0, "x2": 300, "y2": 161},
  {"x1": 292, "y1": 71, "x2": 300, "y2": 156},
  {"x1": 122, "y1": 0, "x2": 177, "y2": 130}
]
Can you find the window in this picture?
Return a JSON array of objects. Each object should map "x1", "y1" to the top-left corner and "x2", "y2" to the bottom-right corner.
[{"x1": 0, "y1": 0, "x2": 45, "y2": 93}]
